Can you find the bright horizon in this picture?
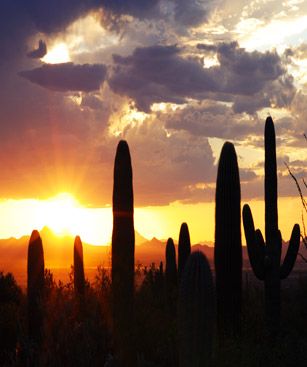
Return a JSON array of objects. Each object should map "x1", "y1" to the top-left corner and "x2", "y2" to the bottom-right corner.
[{"x1": 0, "y1": 192, "x2": 302, "y2": 246}]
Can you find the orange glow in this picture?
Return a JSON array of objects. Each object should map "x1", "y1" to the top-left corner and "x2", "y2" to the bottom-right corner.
[
  {"x1": 41, "y1": 42, "x2": 70, "y2": 64},
  {"x1": 43, "y1": 193, "x2": 80, "y2": 234},
  {"x1": 40, "y1": 193, "x2": 113, "y2": 245},
  {"x1": 0, "y1": 194, "x2": 303, "y2": 247}
]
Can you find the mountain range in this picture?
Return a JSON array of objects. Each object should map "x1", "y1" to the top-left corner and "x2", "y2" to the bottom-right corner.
[{"x1": 0, "y1": 227, "x2": 306, "y2": 287}]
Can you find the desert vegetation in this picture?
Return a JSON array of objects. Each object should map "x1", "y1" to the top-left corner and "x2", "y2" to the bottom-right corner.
[{"x1": 0, "y1": 117, "x2": 306, "y2": 367}]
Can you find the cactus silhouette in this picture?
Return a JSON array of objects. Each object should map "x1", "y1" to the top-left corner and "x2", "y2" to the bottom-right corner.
[
  {"x1": 74, "y1": 235, "x2": 85, "y2": 296},
  {"x1": 159, "y1": 261, "x2": 163, "y2": 276},
  {"x1": 111, "y1": 140, "x2": 136, "y2": 367},
  {"x1": 178, "y1": 223, "x2": 191, "y2": 281},
  {"x1": 165, "y1": 237, "x2": 177, "y2": 289},
  {"x1": 243, "y1": 116, "x2": 300, "y2": 336},
  {"x1": 178, "y1": 251, "x2": 214, "y2": 367},
  {"x1": 214, "y1": 141, "x2": 242, "y2": 338},
  {"x1": 27, "y1": 229, "x2": 45, "y2": 343}
]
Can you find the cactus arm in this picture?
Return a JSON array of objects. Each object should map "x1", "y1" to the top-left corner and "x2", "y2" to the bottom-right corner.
[
  {"x1": 243, "y1": 204, "x2": 265, "y2": 280},
  {"x1": 280, "y1": 224, "x2": 300, "y2": 280}
]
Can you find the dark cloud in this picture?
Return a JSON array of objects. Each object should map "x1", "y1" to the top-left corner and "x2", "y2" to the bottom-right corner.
[
  {"x1": 109, "y1": 44, "x2": 217, "y2": 111},
  {"x1": 24, "y1": 0, "x2": 101, "y2": 34},
  {"x1": 164, "y1": 102, "x2": 263, "y2": 139},
  {"x1": 19, "y1": 62, "x2": 107, "y2": 92},
  {"x1": 23, "y1": 0, "x2": 210, "y2": 36},
  {"x1": 109, "y1": 42, "x2": 289, "y2": 112},
  {"x1": 81, "y1": 94, "x2": 103, "y2": 110},
  {"x1": 196, "y1": 43, "x2": 217, "y2": 52},
  {"x1": 27, "y1": 39, "x2": 47, "y2": 58},
  {"x1": 102, "y1": 0, "x2": 160, "y2": 19},
  {"x1": 215, "y1": 42, "x2": 284, "y2": 94},
  {"x1": 174, "y1": 0, "x2": 211, "y2": 26},
  {"x1": 24, "y1": 0, "x2": 162, "y2": 35}
]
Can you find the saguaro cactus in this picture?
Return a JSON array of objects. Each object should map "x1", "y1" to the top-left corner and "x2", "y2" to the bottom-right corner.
[
  {"x1": 214, "y1": 142, "x2": 242, "y2": 338},
  {"x1": 27, "y1": 229, "x2": 45, "y2": 343},
  {"x1": 74, "y1": 235, "x2": 85, "y2": 296},
  {"x1": 178, "y1": 223, "x2": 191, "y2": 281},
  {"x1": 178, "y1": 252, "x2": 214, "y2": 367},
  {"x1": 111, "y1": 140, "x2": 136, "y2": 367},
  {"x1": 243, "y1": 116, "x2": 300, "y2": 336},
  {"x1": 165, "y1": 237, "x2": 177, "y2": 289}
]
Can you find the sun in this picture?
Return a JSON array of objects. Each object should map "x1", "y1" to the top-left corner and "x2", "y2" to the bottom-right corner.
[
  {"x1": 43, "y1": 193, "x2": 80, "y2": 235},
  {"x1": 38, "y1": 192, "x2": 112, "y2": 246},
  {"x1": 41, "y1": 42, "x2": 70, "y2": 64}
]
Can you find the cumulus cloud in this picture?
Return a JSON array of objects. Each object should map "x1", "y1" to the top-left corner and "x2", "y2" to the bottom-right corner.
[
  {"x1": 173, "y1": 0, "x2": 213, "y2": 26},
  {"x1": 164, "y1": 101, "x2": 263, "y2": 139},
  {"x1": 120, "y1": 118, "x2": 216, "y2": 205},
  {"x1": 109, "y1": 45, "x2": 218, "y2": 111},
  {"x1": 109, "y1": 42, "x2": 290, "y2": 112},
  {"x1": 19, "y1": 62, "x2": 107, "y2": 92}
]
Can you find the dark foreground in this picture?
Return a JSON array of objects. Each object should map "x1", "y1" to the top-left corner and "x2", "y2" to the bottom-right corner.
[{"x1": 0, "y1": 267, "x2": 307, "y2": 367}]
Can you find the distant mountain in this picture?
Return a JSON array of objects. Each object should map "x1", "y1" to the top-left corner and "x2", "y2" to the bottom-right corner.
[
  {"x1": 0, "y1": 228, "x2": 306, "y2": 286},
  {"x1": 135, "y1": 231, "x2": 148, "y2": 246},
  {"x1": 0, "y1": 227, "x2": 111, "y2": 273}
]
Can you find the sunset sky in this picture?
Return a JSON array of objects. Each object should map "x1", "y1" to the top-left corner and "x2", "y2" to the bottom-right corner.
[{"x1": 0, "y1": 1, "x2": 306, "y2": 246}]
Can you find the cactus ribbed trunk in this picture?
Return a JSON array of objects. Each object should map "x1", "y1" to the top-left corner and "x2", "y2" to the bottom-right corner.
[
  {"x1": 214, "y1": 141, "x2": 242, "y2": 339},
  {"x1": 243, "y1": 117, "x2": 300, "y2": 337},
  {"x1": 178, "y1": 252, "x2": 214, "y2": 367},
  {"x1": 74, "y1": 235, "x2": 85, "y2": 296},
  {"x1": 165, "y1": 238, "x2": 177, "y2": 289},
  {"x1": 264, "y1": 118, "x2": 281, "y2": 335},
  {"x1": 111, "y1": 140, "x2": 136, "y2": 367},
  {"x1": 27, "y1": 230, "x2": 45, "y2": 343},
  {"x1": 178, "y1": 223, "x2": 191, "y2": 281}
]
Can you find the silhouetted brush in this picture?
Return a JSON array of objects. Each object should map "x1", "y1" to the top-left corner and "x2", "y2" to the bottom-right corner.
[
  {"x1": 111, "y1": 140, "x2": 136, "y2": 367},
  {"x1": 178, "y1": 252, "x2": 214, "y2": 367},
  {"x1": 178, "y1": 223, "x2": 191, "y2": 281},
  {"x1": 74, "y1": 235, "x2": 85, "y2": 296},
  {"x1": 214, "y1": 141, "x2": 242, "y2": 339},
  {"x1": 27, "y1": 229, "x2": 45, "y2": 343},
  {"x1": 243, "y1": 116, "x2": 300, "y2": 336}
]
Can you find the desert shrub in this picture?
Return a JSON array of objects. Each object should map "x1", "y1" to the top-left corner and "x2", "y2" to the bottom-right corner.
[{"x1": 0, "y1": 272, "x2": 23, "y2": 365}]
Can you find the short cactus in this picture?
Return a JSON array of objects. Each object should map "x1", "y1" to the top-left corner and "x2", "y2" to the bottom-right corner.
[
  {"x1": 27, "y1": 229, "x2": 45, "y2": 342},
  {"x1": 214, "y1": 142, "x2": 242, "y2": 338},
  {"x1": 178, "y1": 223, "x2": 191, "y2": 281},
  {"x1": 178, "y1": 251, "x2": 214, "y2": 367},
  {"x1": 111, "y1": 140, "x2": 136, "y2": 367},
  {"x1": 74, "y1": 235, "x2": 85, "y2": 296},
  {"x1": 243, "y1": 116, "x2": 300, "y2": 336}
]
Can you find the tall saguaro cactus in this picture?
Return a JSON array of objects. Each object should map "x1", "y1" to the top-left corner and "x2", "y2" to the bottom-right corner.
[
  {"x1": 214, "y1": 142, "x2": 242, "y2": 338},
  {"x1": 243, "y1": 116, "x2": 300, "y2": 336},
  {"x1": 178, "y1": 252, "x2": 214, "y2": 367},
  {"x1": 178, "y1": 223, "x2": 191, "y2": 281},
  {"x1": 111, "y1": 140, "x2": 136, "y2": 367},
  {"x1": 27, "y1": 229, "x2": 45, "y2": 343},
  {"x1": 165, "y1": 237, "x2": 177, "y2": 289},
  {"x1": 74, "y1": 235, "x2": 85, "y2": 296}
]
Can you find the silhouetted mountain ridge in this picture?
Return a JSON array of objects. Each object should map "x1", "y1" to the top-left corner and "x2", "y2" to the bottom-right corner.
[{"x1": 0, "y1": 228, "x2": 306, "y2": 278}]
